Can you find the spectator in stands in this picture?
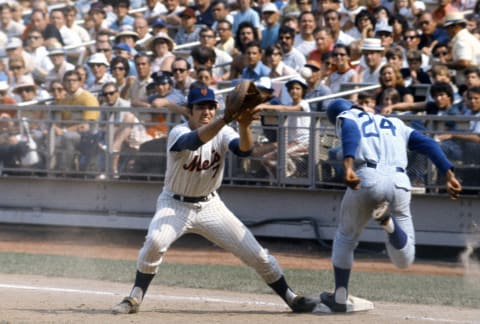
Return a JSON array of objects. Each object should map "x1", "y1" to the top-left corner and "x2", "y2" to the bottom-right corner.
[
  {"x1": 64, "y1": 5, "x2": 90, "y2": 45},
  {"x1": 432, "y1": 0, "x2": 459, "y2": 26},
  {"x1": 260, "y1": 3, "x2": 280, "y2": 50},
  {"x1": 434, "y1": 86, "x2": 480, "y2": 163},
  {"x1": 255, "y1": 77, "x2": 311, "y2": 178},
  {"x1": 45, "y1": 43, "x2": 75, "y2": 89},
  {"x1": 0, "y1": 3, "x2": 25, "y2": 38},
  {"x1": 376, "y1": 86, "x2": 400, "y2": 113},
  {"x1": 241, "y1": 41, "x2": 270, "y2": 81},
  {"x1": 50, "y1": 8, "x2": 83, "y2": 64},
  {"x1": 229, "y1": 22, "x2": 259, "y2": 79},
  {"x1": 146, "y1": 71, "x2": 188, "y2": 138},
  {"x1": 48, "y1": 80, "x2": 66, "y2": 105},
  {"x1": 159, "y1": 0, "x2": 186, "y2": 26},
  {"x1": 326, "y1": 44, "x2": 360, "y2": 94},
  {"x1": 75, "y1": 65, "x2": 89, "y2": 89},
  {"x1": 302, "y1": 60, "x2": 332, "y2": 111},
  {"x1": 401, "y1": 27, "x2": 430, "y2": 71},
  {"x1": 216, "y1": 20, "x2": 235, "y2": 56},
  {"x1": 12, "y1": 76, "x2": 49, "y2": 147},
  {"x1": 443, "y1": 12, "x2": 480, "y2": 87},
  {"x1": 27, "y1": 9, "x2": 63, "y2": 46},
  {"x1": 307, "y1": 27, "x2": 334, "y2": 66},
  {"x1": 324, "y1": 9, "x2": 355, "y2": 46},
  {"x1": 99, "y1": 82, "x2": 152, "y2": 177},
  {"x1": 149, "y1": 32, "x2": 176, "y2": 74},
  {"x1": 110, "y1": 0, "x2": 135, "y2": 33},
  {"x1": 110, "y1": 56, "x2": 134, "y2": 100},
  {"x1": 294, "y1": 11, "x2": 317, "y2": 57},
  {"x1": 401, "y1": 49, "x2": 432, "y2": 88},
  {"x1": 346, "y1": 9, "x2": 376, "y2": 40},
  {"x1": 5, "y1": 37, "x2": 35, "y2": 76},
  {"x1": 134, "y1": 17, "x2": 152, "y2": 52},
  {"x1": 265, "y1": 44, "x2": 297, "y2": 78},
  {"x1": 144, "y1": 0, "x2": 167, "y2": 23},
  {"x1": 357, "y1": 89, "x2": 377, "y2": 110},
  {"x1": 172, "y1": 58, "x2": 194, "y2": 96},
  {"x1": 232, "y1": 0, "x2": 261, "y2": 36},
  {"x1": 385, "y1": 45, "x2": 405, "y2": 70},
  {"x1": 114, "y1": 25, "x2": 140, "y2": 57},
  {"x1": 376, "y1": 63, "x2": 413, "y2": 106},
  {"x1": 463, "y1": 66, "x2": 480, "y2": 91},
  {"x1": 194, "y1": 0, "x2": 215, "y2": 27},
  {"x1": 175, "y1": 7, "x2": 202, "y2": 45},
  {"x1": 55, "y1": 70, "x2": 100, "y2": 172},
  {"x1": 374, "y1": 23, "x2": 394, "y2": 52},
  {"x1": 190, "y1": 46, "x2": 217, "y2": 79},
  {"x1": 417, "y1": 11, "x2": 450, "y2": 57},
  {"x1": 0, "y1": 81, "x2": 16, "y2": 108},
  {"x1": 24, "y1": 28, "x2": 54, "y2": 84},
  {"x1": 279, "y1": 26, "x2": 306, "y2": 72},
  {"x1": 87, "y1": 2, "x2": 109, "y2": 41},
  {"x1": 7, "y1": 56, "x2": 32, "y2": 91},
  {"x1": 388, "y1": 14, "x2": 408, "y2": 46},
  {"x1": 196, "y1": 27, "x2": 232, "y2": 81},
  {"x1": 372, "y1": 5, "x2": 390, "y2": 26},
  {"x1": 211, "y1": 0, "x2": 233, "y2": 31},
  {"x1": 358, "y1": 38, "x2": 385, "y2": 83},
  {"x1": 87, "y1": 52, "x2": 116, "y2": 96},
  {"x1": 128, "y1": 53, "x2": 153, "y2": 108},
  {"x1": 431, "y1": 42, "x2": 452, "y2": 65}
]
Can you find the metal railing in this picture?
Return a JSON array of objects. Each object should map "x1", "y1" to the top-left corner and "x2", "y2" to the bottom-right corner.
[{"x1": 1, "y1": 103, "x2": 479, "y2": 194}]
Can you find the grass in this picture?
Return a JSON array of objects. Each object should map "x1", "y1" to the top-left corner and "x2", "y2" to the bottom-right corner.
[{"x1": 0, "y1": 252, "x2": 479, "y2": 309}]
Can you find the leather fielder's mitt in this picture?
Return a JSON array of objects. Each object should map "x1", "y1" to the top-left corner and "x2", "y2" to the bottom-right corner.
[{"x1": 223, "y1": 80, "x2": 273, "y2": 123}]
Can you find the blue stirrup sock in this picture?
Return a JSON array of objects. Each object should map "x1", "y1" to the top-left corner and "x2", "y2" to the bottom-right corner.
[
  {"x1": 333, "y1": 266, "x2": 351, "y2": 304},
  {"x1": 388, "y1": 216, "x2": 408, "y2": 249}
]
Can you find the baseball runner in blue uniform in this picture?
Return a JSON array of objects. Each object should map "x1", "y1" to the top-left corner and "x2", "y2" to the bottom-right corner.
[
  {"x1": 319, "y1": 98, "x2": 462, "y2": 312},
  {"x1": 112, "y1": 86, "x2": 316, "y2": 314}
]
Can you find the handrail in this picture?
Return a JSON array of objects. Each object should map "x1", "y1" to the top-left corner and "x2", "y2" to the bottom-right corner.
[
  {"x1": 215, "y1": 75, "x2": 298, "y2": 94},
  {"x1": 304, "y1": 84, "x2": 381, "y2": 104}
]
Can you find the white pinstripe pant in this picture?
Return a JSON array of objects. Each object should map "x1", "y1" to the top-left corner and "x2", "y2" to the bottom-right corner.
[{"x1": 137, "y1": 190, "x2": 284, "y2": 284}]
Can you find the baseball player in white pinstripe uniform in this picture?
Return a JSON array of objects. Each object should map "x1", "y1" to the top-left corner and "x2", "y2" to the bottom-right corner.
[
  {"x1": 112, "y1": 86, "x2": 316, "y2": 314},
  {"x1": 318, "y1": 99, "x2": 462, "y2": 313}
]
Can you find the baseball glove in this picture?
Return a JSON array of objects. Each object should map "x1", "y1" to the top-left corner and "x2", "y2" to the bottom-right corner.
[{"x1": 223, "y1": 80, "x2": 273, "y2": 123}]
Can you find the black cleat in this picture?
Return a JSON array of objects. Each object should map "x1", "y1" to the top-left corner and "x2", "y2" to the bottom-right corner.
[
  {"x1": 320, "y1": 291, "x2": 347, "y2": 313},
  {"x1": 289, "y1": 295, "x2": 317, "y2": 313}
]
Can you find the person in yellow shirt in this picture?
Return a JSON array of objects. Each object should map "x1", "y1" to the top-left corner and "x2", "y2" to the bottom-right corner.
[{"x1": 53, "y1": 70, "x2": 100, "y2": 173}]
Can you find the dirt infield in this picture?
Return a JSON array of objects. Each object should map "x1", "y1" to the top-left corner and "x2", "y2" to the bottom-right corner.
[
  {"x1": 1, "y1": 274, "x2": 479, "y2": 324},
  {"x1": 0, "y1": 225, "x2": 479, "y2": 323}
]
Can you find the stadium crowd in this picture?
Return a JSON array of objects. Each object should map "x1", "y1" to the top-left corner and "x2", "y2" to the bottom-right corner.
[{"x1": 0, "y1": 0, "x2": 479, "y2": 182}]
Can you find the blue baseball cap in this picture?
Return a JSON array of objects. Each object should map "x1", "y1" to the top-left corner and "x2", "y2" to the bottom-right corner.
[
  {"x1": 188, "y1": 87, "x2": 218, "y2": 105},
  {"x1": 152, "y1": 18, "x2": 167, "y2": 28},
  {"x1": 326, "y1": 98, "x2": 353, "y2": 124},
  {"x1": 114, "y1": 42, "x2": 131, "y2": 53}
]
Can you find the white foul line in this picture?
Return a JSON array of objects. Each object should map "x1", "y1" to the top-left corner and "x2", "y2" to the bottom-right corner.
[
  {"x1": 0, "y1": 283, "x2": 283, "y2": 308},
  {"x1": 0, "y1": 283, "x2": 478, "y2": 323}
]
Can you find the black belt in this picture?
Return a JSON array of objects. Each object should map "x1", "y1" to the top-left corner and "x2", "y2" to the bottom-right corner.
[
  {"x1": 173, "y1": 192, "x2": 215, "y2": 203},
  {"x1": 366, "y1": 162, "x2": 405, "y2": 173}
]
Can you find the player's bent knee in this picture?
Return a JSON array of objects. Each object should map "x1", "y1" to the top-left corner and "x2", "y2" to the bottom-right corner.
[{"x1": 137, "y1": 236, "x2": 168, "y2": 274}]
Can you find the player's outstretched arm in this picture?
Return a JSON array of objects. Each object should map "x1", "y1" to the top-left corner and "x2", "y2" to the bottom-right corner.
[{"x1": 236, "y1": 109, "x2": 258, "y2": 152}]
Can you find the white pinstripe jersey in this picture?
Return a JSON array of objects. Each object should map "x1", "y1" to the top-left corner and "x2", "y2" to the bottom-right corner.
[
  {"x1": 164, "y1": 122, "x2": 239, "y2": 196},
  {"x1": 336, "y1": 108, "x2": 414, "y2": 169}
]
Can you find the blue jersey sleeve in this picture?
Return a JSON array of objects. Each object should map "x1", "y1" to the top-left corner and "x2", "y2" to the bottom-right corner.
[
  {"x1": 229, "y1": 138, "x2": 252, "y2": 157},
  {"x1": 341, "y1": 118, "x2": 361, "y2": 158},
  {"x1": 170, "y1": 130, "x2": 204, "y2": 151},
  {"x1": 407, "y1": 130, "x2": 453, "y2": 175}
]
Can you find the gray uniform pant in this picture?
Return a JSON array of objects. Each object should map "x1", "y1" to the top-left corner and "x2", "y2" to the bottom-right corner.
[{"x1": 332, "y1": 167, "x2": 416, "y2": 270}]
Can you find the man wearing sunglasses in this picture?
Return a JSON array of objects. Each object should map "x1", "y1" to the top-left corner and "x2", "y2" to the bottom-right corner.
[{"x1": 172, "y1": 58, "x2": 194, "y2": 96}]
